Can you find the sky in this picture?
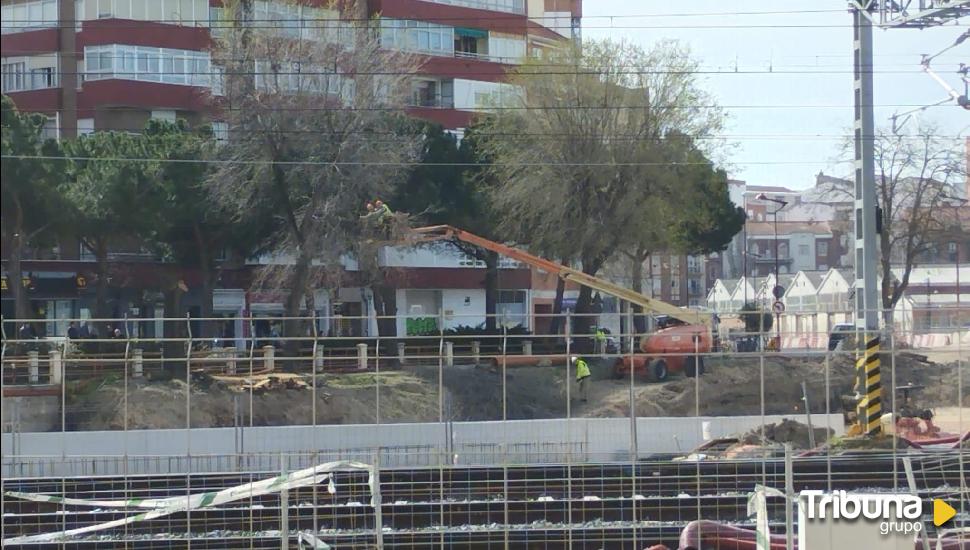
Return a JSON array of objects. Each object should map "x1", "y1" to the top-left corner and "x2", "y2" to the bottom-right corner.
[{"x1": 581, "y1": 1, "x2": 968, "y2": 190}]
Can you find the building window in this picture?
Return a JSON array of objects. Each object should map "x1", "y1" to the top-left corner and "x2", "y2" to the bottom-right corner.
[
  {"x1": 416, "y1": 0, "x2": 524, "y2": 15},
  {"x1": 77, "y1": 118, "x2": 95, "y2": 135},
  {"x1": 211, "y1": 121, "x2": 228, "y2": 143},
  {"x1": 40, "y1": 116, "x2": 59, "y2": 140},
  {"x1": 381, "y1": 19, "x2": 455, "y2": 56},
  {"x1": 1, "y1": 0, "x2": 58, "y2": 34},
  {"x1": 798, "y1": 244, "x2": 810, "y2": 256},
  {"x1": 1, "y1": 62, "x2": 27, "y2": 92},
  {"x1": 84, "y1": 45, "x2": 215, "y2": 88},
  {"x1": 817, "y1": 241, "x2": 829, "y2": 256}
]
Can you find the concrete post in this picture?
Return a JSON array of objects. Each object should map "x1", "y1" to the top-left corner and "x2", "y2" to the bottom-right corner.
[
  {"x1": 225, "y1": 347, "x2": 237, "y2": 375},
  {"x1": 396, "y1": 342, "x2": 406, "y2": 365},
  {"x1": 132, "y1": 348, "x2": 144, "y2": 378},
  {"x1": 522, "y1": 340, "x2": 532, "y2": 356},
  {"x1": 263, "y1": 345, "x2": 275, "y2": 372},
  {"x1": 444, "y1": 341, "x2": 454, "y2": 367},
  {"x1": 49, "y1": 350, "x2": 63, "y2": 385},
  {"x1": 471, "y1": 341, "x2": 480, "y2": 365},
  {"x1": 357, "y1": 343, "x2": 368, "y2": 370},
  {"x1": 314, "y1": 346, "x2": 324, "y2": 372},
  {"x1": 28, "y1": 351, "x2": 39, "y2": 384}
]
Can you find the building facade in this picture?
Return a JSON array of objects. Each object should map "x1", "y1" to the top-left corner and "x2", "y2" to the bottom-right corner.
[{"x1": 1, "y1": 0, "x2": 581, "y2": 335}]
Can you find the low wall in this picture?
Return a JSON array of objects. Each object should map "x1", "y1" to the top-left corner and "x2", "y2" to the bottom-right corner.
[{"x1": 2, "y1": 414, "x2": 844, "y2": 478}]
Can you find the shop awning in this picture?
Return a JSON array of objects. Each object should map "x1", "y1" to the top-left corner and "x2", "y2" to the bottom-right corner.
[{"x1": 455, "y1": 27, "x2": 488, "y2": 38}]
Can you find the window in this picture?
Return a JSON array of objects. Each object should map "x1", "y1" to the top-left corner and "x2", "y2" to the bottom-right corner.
[
  {"x1": 30, "y1": 67, "x2": 56, "y2": 88},
  {"x1": 1, "y1": 0, "x2": 58, "y2": 34},
  {"x1": 1, "y1": 62, "x2": 27, "y2": 92},
  {"x1": 150, "y1": 110, "x2": 177, "y2": 122},
  {"x1": 211, "y1": 121, "x2": 228, "y2": 143},
  {"x1": 40, "y1": 116, "x2": 59, "y2": 140},
  {"x1": 798, "y1": 244, "x2": 810, "y2": 256},
  {"x1": 817, "y1": 241, "x2": 829, "y2": 256},
  {"x1": 84, "y1": 45, "x2": 214, "y2": 88},
  {"x1": 77, "y1": 118, "x2": 95, "y2": 135},
  {"x1": 489, "y1": 34, "x2": 526, "y2": 62},
  {"x1": 381, "y1": 19, "x2": 455, "y2": 56}
]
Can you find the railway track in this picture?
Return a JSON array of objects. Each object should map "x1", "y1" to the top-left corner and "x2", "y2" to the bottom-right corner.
[{"x1": 3, "y1": 452, "x2": 967, "y2": 548}]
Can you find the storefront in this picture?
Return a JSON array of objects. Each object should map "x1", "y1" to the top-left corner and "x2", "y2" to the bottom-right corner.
[{"x1": 1, "y1": 271, "x2": 86, "y2": 336}]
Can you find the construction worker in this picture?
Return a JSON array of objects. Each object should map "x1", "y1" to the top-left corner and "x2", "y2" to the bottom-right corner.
[
  {"x1": 594, "y1": 326, "x2": 607, "y2": 355},
  {"x1": 572, "y1": 356, "x2": 591, "y2": 402},
  {"x1": 374, "y1": 199, "x2": 391, "y2": 219}
]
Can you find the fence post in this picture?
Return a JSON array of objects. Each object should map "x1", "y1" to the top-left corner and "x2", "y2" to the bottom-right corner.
[
  {"x1": 314, "y1": 346, "x2": 324, "y2": 372},
  {"x1": 396, "y1": 342, "x2": 406, "y2": 365},
  {"x1": 471, "y1": 340, "x2": 480, "y2": 365},
  {"x1": 263, "y1": 345, "x2": 275, "y2": 372},
  {"x1": 225, "y1": 347, "x2": 236, "y2": 375},
  {"x1": 522, "y1": 340, "x2": 532, "y2": 356},
  {"x1": 443, "y1": 341, "x2": 453, "y2": 367},
  {"x1": 132, "y1": 348, "x2": 143, "y2": 378},
  {"x1": 357, "y1": 343, "x2": 368, "y2": 370},
  {"x1": 28, "y1": 351, "x2": 39, "y2": 384},
  {"x1": 49, "y1": 350, "x2": 62, "y2": 385}
]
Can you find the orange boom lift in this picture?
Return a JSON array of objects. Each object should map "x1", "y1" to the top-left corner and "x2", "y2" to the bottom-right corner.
[{"x1": 410, "y1": 225, "x2": 713, "y2": 380}]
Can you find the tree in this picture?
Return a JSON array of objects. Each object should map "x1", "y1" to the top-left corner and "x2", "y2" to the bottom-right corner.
[
  {"x1": 477, "y1": 39, "x2": 727, "y2": 340},
  {"x1": 63, "y1": 130, "x2": 158, "y2": 321},
  {"x1": 618, "y1": 132, "x2": 744, "y2": 332},
  {"x1": 392, "y1": 122, "x2": 505, "y2": 330},
  {"x1": 1, "y1": 95, "x2": 64, "y2": 322},
  {"x1": 208, "y1": 0, "x2": 422, "y2": 345},
  {"x1": 143, "y1": 119, "x2": 268, "y2": 339},
  {"x1": 823, "y1": 122, "x2": 966, "y2": 324}
]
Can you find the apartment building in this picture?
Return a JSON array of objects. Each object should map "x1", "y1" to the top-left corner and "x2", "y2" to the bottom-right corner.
[
  {"x1": 1, "y1": 0, "x2": 581, "y2": 136},
  {"x1": 0, "y1": 0, "x2": 581, "y2": 335}
]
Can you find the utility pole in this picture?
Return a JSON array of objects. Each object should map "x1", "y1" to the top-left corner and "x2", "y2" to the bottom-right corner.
[{"x1": 848, "y1": 0, "x2": 969, "y2": 436}]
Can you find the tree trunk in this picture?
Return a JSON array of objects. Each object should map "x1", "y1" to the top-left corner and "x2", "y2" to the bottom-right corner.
[
  {"x1": 630, "y1": 254, "x2": 647, "y2": 334},
  {"x1": 8, "y1": 231, "x2": 29, "y2": 321},
  {"x1": 282, "y1": 249, "x2": 313, "y2": 367},
  {"x1": 372, "y1": 282, "x2": 397, "y2": 339},
  {"x1": 193, "y1": 223, "x2": 214, "y2": 340},
  {"x1": 484, "y1": 250, "x2": 498, "y2": 332},
  {"x1": 94, "y1": 239, "x2": 110, "y2": 332},
  {"x1": 162, "y1": 284, "x2": 186, "y2": 378},
  {"x1": 549, "y1": 275, "x2": 567, "y2": 337},
  {"x1": 572, "y1": 258, "x2": 606, "y2": 353},
  {"x1": 8, "y1": 195, "x2": 30, "y2": 322}
]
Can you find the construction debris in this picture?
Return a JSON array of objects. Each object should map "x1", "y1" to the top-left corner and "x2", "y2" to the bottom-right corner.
[{"x1": 208, "y1": 373, "x2": 310, "y2": 393}]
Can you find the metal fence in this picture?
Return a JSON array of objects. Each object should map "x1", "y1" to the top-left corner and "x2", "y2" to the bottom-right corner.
[{"x1": 1, "y1": 310, "x2": 967, "y2": 548}]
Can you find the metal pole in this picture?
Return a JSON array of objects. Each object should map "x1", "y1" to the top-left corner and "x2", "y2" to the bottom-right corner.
[
  {"x1": 784, "y1": 444, "x2": 794, "y2": 550},
  {"x1": 852, "y1": 5, "x2": 883, "y2": 435}
]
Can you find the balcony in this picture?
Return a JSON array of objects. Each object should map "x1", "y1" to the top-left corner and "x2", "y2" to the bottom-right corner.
[
  {"x1": 410, "y1": 79, "x2": 454, "y2": 108},
  {"x1": 420, "y1": 0, "x2": 526, "y2": 15}
]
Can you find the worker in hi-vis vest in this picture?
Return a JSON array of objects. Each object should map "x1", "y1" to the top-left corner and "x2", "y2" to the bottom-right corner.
[{"x1": 572, "y1": 356, "x2": 591, "y2": 402}]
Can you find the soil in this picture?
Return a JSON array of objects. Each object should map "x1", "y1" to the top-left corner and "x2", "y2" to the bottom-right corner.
[{"x1": 62, "y1": 352, "x2": 968, "y2": 431}]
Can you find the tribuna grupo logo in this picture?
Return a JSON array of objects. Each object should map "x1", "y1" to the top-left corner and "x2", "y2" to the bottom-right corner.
[{"x1": 802, "y1": 490, "x2": 956, "y2": 536}]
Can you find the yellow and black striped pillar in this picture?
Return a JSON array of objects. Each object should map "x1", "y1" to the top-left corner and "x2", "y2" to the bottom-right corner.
[{"x1": 855, "y1": 335, "x2": 882, "y2": 436}]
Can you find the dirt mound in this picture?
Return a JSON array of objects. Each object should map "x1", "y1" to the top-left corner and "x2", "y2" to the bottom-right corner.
[
  {"x1": 582, "y1": 352, "x2": 967, "y2": 418},
  {"x1": 62, "y1": 351, "x2": 966, "y2": 430},
  {"x1": 65, "y1": 372, "x2": 443, "y2": 430},
  {"x1": 739, "y1": 419, "x2": 834, "y2": 449}
]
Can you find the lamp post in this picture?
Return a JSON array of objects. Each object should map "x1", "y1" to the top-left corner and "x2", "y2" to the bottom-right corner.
[{"x1": 756, "y1": 193, "x2": 788, "y2": 349}]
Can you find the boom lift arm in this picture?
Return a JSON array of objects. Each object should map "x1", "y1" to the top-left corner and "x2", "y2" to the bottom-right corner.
[{"x1": 410, "y1": 225, "x2": 711, "y2": 327}]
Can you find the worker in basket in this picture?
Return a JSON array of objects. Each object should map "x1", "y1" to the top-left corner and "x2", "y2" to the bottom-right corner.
[
  {"x1": 361, "y1": 199, "x2": 393, "y2": 240},
  {"x1": 572, "y1": 356, "x2": 591, "y2": 402}
]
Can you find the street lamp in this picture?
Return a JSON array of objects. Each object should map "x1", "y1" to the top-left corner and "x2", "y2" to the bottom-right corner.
[{"x1": 756, "y1": 193, "x2": 788, "y2": 349}]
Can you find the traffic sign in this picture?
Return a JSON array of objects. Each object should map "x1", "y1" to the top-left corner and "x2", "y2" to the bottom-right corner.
[
  {"x1": 772, "y1": 285, "x2": 785, "y2": 299},
  {"x1": 772, "y1": 300, "x2": 785, "y2": 314}
]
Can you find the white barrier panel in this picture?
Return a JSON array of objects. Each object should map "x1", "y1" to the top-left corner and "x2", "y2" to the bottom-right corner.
[{"x1": 2, "y1": 414, "x2": 844, "y2": 477}]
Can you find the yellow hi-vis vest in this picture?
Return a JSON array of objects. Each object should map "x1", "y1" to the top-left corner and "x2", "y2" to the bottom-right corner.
[{"x1": 575, "y1": 359, "x2": 591, "y2": 381}]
